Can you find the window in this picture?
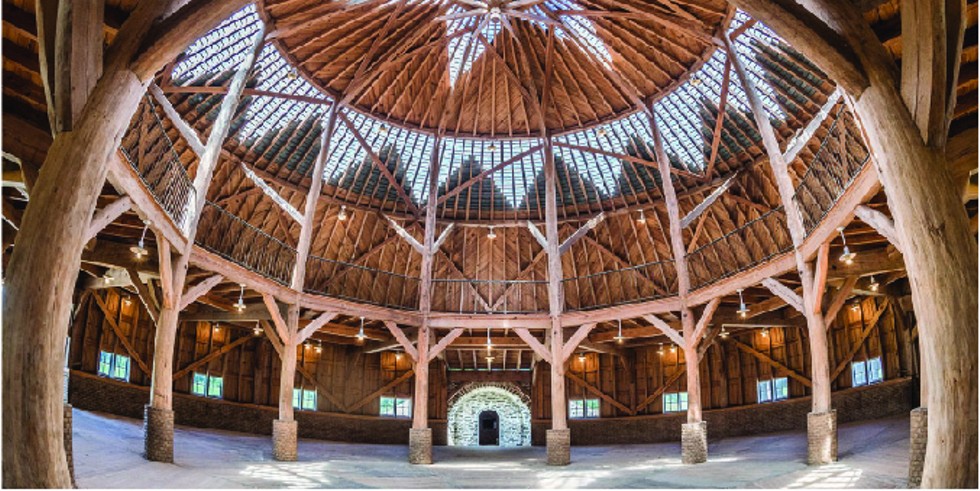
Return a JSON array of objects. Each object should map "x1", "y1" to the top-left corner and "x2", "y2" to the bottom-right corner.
[
  {"x1": 757, "y1": 377, "x2": 789, "y2": 403},
  {"x1": 852, "y1": 357, "x2": 883, "y2": 387},
  {"x1": 380, "y1": 396, "x2": 411, "y2": 418},
  {"x1": 569, "y1": 398, "x2": 600, "y2": 419},
  {"x1": 191, "y1": 372, "x2": 223, "y2": 399},
  {"x1": 293, "y1": 388, "x2": 317, "y2": 411},
  {"x1": 97, "y1": 351, "x2": 130, "y2": 382},
  {"x1": 663, "y1": 392, "x2": 688, "y2": 413},
  {"x1": 757, "y1": 379, "x2": 773, "y2": 403}
]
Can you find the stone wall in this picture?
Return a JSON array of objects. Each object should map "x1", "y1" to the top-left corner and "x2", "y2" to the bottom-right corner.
[{"x1": 447, "y1": 384, "x2": 531, "y2": 447}]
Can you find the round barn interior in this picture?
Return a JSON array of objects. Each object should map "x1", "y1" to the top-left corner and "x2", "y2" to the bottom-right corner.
[{"x1": 1, "y1": 0, "x2": 977, "y2": 488}]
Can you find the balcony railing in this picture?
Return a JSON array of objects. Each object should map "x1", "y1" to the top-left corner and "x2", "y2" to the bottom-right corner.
[
  {"x1": 305, "y1": 255, "x2": 420, "y2": 310},
  {"x1": 430, "y1": 278, "x2": 549, "y2": 314},
  {"x1": 196, "y1": 202, "x2": 297, "y2": 286},
  {"x1": 119, "y1": 96, "x2": 196, "y2": 231},
  {"x1": 561, "y1": 259, "x2": 676, "y2": 311}
]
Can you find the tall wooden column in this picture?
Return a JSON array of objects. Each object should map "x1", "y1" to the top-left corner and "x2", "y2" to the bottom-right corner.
[
  {"x1": 1, "y1": 1, "x2": 246, "y2": 485},
  {"x1": 409, "y1": 136, "x2": 441, "y2": 464},
  {"x1": 724, "y1": 34, "x2": 835, "y2": 464},
  {"x1": 144, "y1": 24, "x2": 266, "y2": 463},
  {"x1": 541, "y1": 136, "x2": 571, "y2": 465},
  {"x1": 649, "y1": 112, "x2": 709, "y2": 464}
]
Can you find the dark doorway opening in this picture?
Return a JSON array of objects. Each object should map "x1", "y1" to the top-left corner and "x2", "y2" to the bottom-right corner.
[{"x1": 478, "y1": 410, "x2": 499, "y2": 446}]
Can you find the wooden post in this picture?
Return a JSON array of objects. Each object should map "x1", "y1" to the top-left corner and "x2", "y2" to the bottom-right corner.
[
  {"x1": 724, "y1": 33, "x2": 835, "y2": 465},
  {"x1": 0, "y1": 0, "x2": 249, "y2": 485},
  {"x1": 144, "y1": 23, "x2": 266, "y2": 464},
  {"x1": 650, "y1": 111, "x2": 707, "y2": 464},
  {"x1": 408, "y1": 136, "x2": 441, "y2": 464}
]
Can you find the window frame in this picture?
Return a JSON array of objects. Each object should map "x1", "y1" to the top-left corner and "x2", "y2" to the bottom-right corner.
[
  {"x1": 851, "y1": 360, "x2": 868, "y2": 387},
  {"x1": 380, "y1": 396, "x2": 412, "y2": 418},
  {"x1": 663, "y1": 391, "x2": 688, "y2": 413},
  {"x1": 97, "y1": 350, "x2": 130, "y2": 382},
  {"x1": 293, "y1": 387, "x2": 317, "y2": 411},
  {"x1": 191, "y1": 372, "x2": 223, "y2": 399}
]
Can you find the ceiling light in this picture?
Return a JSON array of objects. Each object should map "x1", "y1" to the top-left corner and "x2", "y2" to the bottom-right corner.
[
  {"x1": 130, "y1": 220, "x2": 151, "y2": 259},
  {"x1": 253, "y1": 324, "x2": 262, "y2": 337},
  {"x1": 314, "y1": 342, "x2": 322, "y2": 354},
  {"x1": 377, "y1": 125, "x2": 388, "y2": 135},
  {"x1": 287, "y1": 67, "x2": 298, "y2": 80},
  {"x1": 487, "y1": 226, "x2": 497, "y2": 240},
  {"x1": 657, "y1": 343, "x2": 665, "y2": 356},
  {"x1": 395, "y1": 351, "x2": 402, "y2": 361},
  {"x1": 690, "y1": 76, "x2": 702, "y2": 86},
  {"x1": 837, "y1": 227, "x2": 856, "y2": 265},
  {"x1": 669, "y1": 344, "x2": 677, "y2": 354},
  {"x1": 737, "y1": 288, "x2": 749, "y2": 318},
  {"x1": 578, "y1": 353, "x2": 586, "y2": 363},
  {"x1": 337, "y1": 205, "x2": 349, "y2": 221},
  {"x1": 761, "y1": 327, "x2": 768, "y2": 338},
  {"x1": 720, "y1": 327, "x2": 729, "y2": 338},
  {"x1": 234, "y1": 283, "x2": 247, "y2": 312},
  {"x1": 851, "y1": 301, "x2": 861, "y2": 312},
  {"x1": 356, "y1": 316, "x2": 366, "y2": 341},
  {"x1": 487, "y1": 143, "x2": 498, "y2": 152},
  {"x1": 214, "y1": 323, "x2": 221, "y2": 333},
  {"x1": 613, "y1": 319, "x2": 625, "y2": 344},
  {"x1": 486, "y1": 327, "x2": 493, "y2": 351},
  {"x1": 597, "y1": 128, "x2": 607, "y2": 137},
  {"x1": 636, "y1": 209, "x2": 646, "y2": 224},
  {"x1": 868, "y1": 275, "x2": 879, "y2": 293},
  {"x1": 489, "y1": 6, "x2": 502, "y2": 22},
  {"x1": 122, "y1": 295, "x2": 132, "y2": 306}
]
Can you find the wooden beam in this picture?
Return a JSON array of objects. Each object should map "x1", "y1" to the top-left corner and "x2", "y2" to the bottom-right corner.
[
  {"x1": 783, "y1": 88, "x2": 843, "y2": 163},
  {"x1": 729, "y1": 338, "x2": 812, "y2": 387},
  {"x1": 345, "y1": 370, "x2": 415, "y2": 414},
  {"x1": 526, "y1": 220, "x2": 548, "y2": 249},
  {"x1": 761, "y1": 278, "x2": 805, "y2": 314},
  {"x1": 173, "y1": 334, "x2": 252, "y2": 380},
  {"x1": 558, "y1": 213, "x2": 604, "y2": 255},
  {"x1": 691, "y1": 297, "x2": 722, "y2": 343},
  {"x1": 824, "y1": 276, "x2": 859, "y2": 329},
  {"x1": 127, "y1": 268, "x2": 159, "y2": 324},
  {"x1": 643, "y1": 314, "x2": 686, "y2": 348},
  {"x1": 262, "y1": 294, "x2": 290, "y2": 345},
  {"x1": 295, "y1": 361, "x2": 348, "y2": 412},
  {"x1": 259, "y1": 319, "x2": 284, "y2": 356},
  {"x1": 86, "y1": 196, "x2": 132, "y2": 241},
  {"x1": 383, "y1": 321, "x2": 418, "y2": 362},
  {"x1": 338, "y1": 111, "x2": 420, "y2": 216},
  {"x1": 853, "y1": 205, "x2": 904, "y2": 254},
  {"x1": 148, "y1": 84, "x2": 205, "y2": 156},
  {"x1": 565, "y1": 371, "x2": 633, "y2": 415},
  {"x1": 811, "y1": 241, "x2": 831, "y2": 314},
  {"x1": 428, "y1": 328, "x2": 464, "y2": 363},
  {"x1": 680, "y1": 174, "x2": 736, "y2": 228},
  {"x1": 830, "y1": 300, "x2": 889, "y2": 379},
  {"x1": 177, "y1": 274, "x2": 224, "y2": 311},
  {"x1": 92, "y1": 292, "x2": 151, "y2": 377},
  {"x1": 436, "y1": 145, "x2": 543, "y2": 206},
  {"x1": 514, "y1": 328, "x2": 552, "y2": 364},
  {"x1": 561, "y1": 323, "x2": 597, "y2": 362},
  {"x1": 296, "y1": 311, "x2": 338, "y2": 344},
  {"x1": 384, "y1": 215, "x2": 426, "y2": 254}
]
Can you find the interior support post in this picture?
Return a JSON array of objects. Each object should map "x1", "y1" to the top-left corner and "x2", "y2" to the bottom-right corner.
[
  {"x1": 144, "y1": 24, "x2": 266, "y2": 464},
  {"x1": 724, "y1": 33, "x2": 835, "y2": 465},
  {"x1": 409, "y1": 136, "x2": 441, "y2": 465},
  {"x1": 272, "y1": 304, "x2": 300, "y2": 461},
  {"x1": 650, "y1": 110, "x2": 707, "y2": 464}
]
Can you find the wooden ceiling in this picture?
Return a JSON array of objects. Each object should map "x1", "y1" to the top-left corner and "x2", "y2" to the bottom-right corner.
[{"x1": 261, "y1": 0, "x2": 733, "y2": 137}]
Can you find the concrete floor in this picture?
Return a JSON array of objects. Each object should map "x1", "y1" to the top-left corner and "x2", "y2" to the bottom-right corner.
[{"x1": 73, "y1": 408, "x2": 911, "y2": 488}]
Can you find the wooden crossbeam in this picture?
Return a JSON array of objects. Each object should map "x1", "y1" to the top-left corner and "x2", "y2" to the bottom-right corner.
[
  {"x1": 782, "y1": 87, "x2": 843, "y2": 163},
  {"x1": 729, "y1": 338, "x2": 812, "y2": 387},
  {"x1": 526, "y1": 221, "x2": 548, "y2": 249},
  {"x1": 643, "y1": 314, "x2": 686, "y2": 348},
  {"x1": 177, "y1": 274, "x2": 224, "y2": 311},
  {"x1": 854, "y1": 205, "x2": 904, "y2": 254},
  {"x1": 558, "y1": 213, "x2": 605, "y2": 255},
  {"x1": 561, "y1": 323, "x2": 597, "y2": 363},
  {"x1": 383, "y1": 321, "x2": 418, "y2": 361},
  {"x1": 296, "y1": 361, "x2": 348, "y2": 412},
  {"x1": 384, "y1": 215, "x2": 426, "y2": 254},
  {"x1": 428, "y1": 328, "x2": 464, "y2": 363},
  {"x1": 830, "y1": 300, "x2": 889, "y2": 379},
  {"x1": 691, "y1": 297, "x2": 722, "y2": 342},
  {"x1": 86, "y1": 196, "x2": 132, "y2": 241},
  {"x1": 92, "y1": 292, "x2": 151, "y2": 376},
  {"x1": 338, "y1": 111, "x2": 420, "y2": 216},
  {"x1": 173, "y1": 334, "x2": 252, "y2": 380},
  {"x1": 811, "y1": 242, "x2": 831, "y2": 314},
  {"x1": 259, "y1": 319, "x2": 284, "y2": 356},
  {"x1": 296, "y1": 311, "x2": 338, "y2": 344},
  {"x1": 148, "y1": 83, "x2": 205, "y2": 156},
  {"x1": 680, "y1": 174, "x2": 736, "y2": 228},
  {"x1": 762, "y1": 278, "x2": 805, "y2": 314},
  {"x1": 824, "y1": 276, "x2": 859, "y2": 329},
  {"x1": 514, "y1": 328, "x2": 552, "y2": 364},
  {"x1": 433, "y1": 223, "x2": 455, "y2": 251},
  {"x1": 261, "y1": 294, "x2": 290, "y2": 345},
  {"x1": 346, "y1": 370, "x2": 415, "y2": 414},
  {"x1": 565, "y1": 371, "x2": 634, "y2": 415},
  {"x1": 127, "y1": 268, "x2": 159, "y2": 324}
]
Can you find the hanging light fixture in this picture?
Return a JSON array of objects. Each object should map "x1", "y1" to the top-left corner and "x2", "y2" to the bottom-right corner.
[
  {"x1": 868, "y1": 275, "x2": 880, "y2": 293},
  {"x1": 578, "y1": 352, "x2": 586, "y2": 363},
  {"x1": 851, "y1": 301, "x2": 861, "y2": 312},
  {"x1": 761, "y1": 327, "x2": 769, "y2": 338},
  {"x1": 487, "y1": 226, "x2": 497, "y2": 240},
  {"x1": 102, "y1": 271, "x2": 113, "y2": 285},
  {"x1": 356, "y1": 316, "x2": 366, "y2": 341},
  {"x1": 253, "y1": 323, "x2": 262, "y2": 337},
  {"x1": 234, "y1": 283, "x2": 247, "y2": 312},
  {"x1": 395, "y1": 351, "x2": 402, "y2": 361},
  {"x1": 690, "y1": 76, "x2": 703, "y2": 86},
  {"x1": 613, "y1": 319, "x2": 625, "y2": 344},
  {"x1": 214, "y1": 323, "x2": 221, "y2": 334},
  {"x1": 487, "y1": 143, "x2": 498, "y2": 152},
  {"x1": 597, "y1": 128, "x2": 607, "y2": 137},
  {"x1": 636, "y1": 209, "x2": 646, "y2": 224},
  {"x1": 837, "y1": 227, "x2": 856, "y2": 265},
  {"x1": 286, "y1": 67, "x2": 298, "y2": 80},
  {"x1": 378, "y1": 125, "x2": 389, "y2": 135},
  {"x1": 657, "y1": 343, "x2": 665, "y2": 356},
  {"x1": 122, "y1": 294, "x2": 133, "y2": 306},
  {"x1": 314, "y1": 342, "x2": 322, "y2": 354},
  {"x1": 720, "y1": 326, "x2": 729, "y2": 338},
  {"x1": 669, "y1": 344, "x2": 677, "y2": 354},
  {"x1": 736, "y1": 288, "x2": 749, "y2": 318},
  {"x1": 486, "y1": 327, "x2": 493, "y2": 351},
  {"x1": 337, "y1": 205, "x2": 349, "y2": 221},
  {"x1": 130, "y1": 220, "x2": 151, "y2": 259}
]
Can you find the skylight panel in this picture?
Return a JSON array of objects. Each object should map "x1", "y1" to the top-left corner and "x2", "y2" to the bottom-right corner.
[
  {"x1": 546, "y1": 0, "x2": 612, "y2": 70},
  {"x1": 437, "y1": 137, "x2": 545, "y2": 209},
  {"x1": 172, "y1": 5, "x2": 263, "y2": 83}
]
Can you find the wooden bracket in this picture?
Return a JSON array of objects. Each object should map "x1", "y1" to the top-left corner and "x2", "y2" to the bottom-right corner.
[
  {"x1": 86, "y1": 196, "x2": 132, "y2": 241},
  {"x1": 383, "y1": 320, "x2": 418, "y2": 361},
  {"x1": 296, "y1": 311, "x2": 338, "y2": 344},
  {"x1": 261, "y1": 294, "x2": 291, "y2": 345},
  {"x1": 526, "y1": 221, "x2": 548, "y2": 249},
  {"x1": 127, "y1": 268, "x2": 160, "y2": 324},
  {"x1": 384, "y1": 215, "x2": 426, "y2": 254},
  {"x1": 561, "y1": 323, "x2": 597, "y2": 362},
  {"x1": 642, "y1": 314, "x2": 686, "y2": 348},
  {"x1": 91, "y1": 292, "x2": 152, "y2": 376},
  {"x1": 854, "y1": 205, "x2": 904, "y2": 254},
  {"x1": 680, "y1": 174, "x2": 736, "y2": 228},
  {"x1": 761, "y1": 278, "x2": 805, "y2": 314},
  {"x1": 514, "y1": 328, "x2": 552, "y2": 364},
  {"x1": 177, "y1": 274, "x2": 224, "y2": 311},
  {"x1": 428, "y1": 328, "x2": 464, "y2": 363},
  {"x1": 558, "y1": 213, "x2": 605, "y2": 255},
  {"x1": 433, "y1": 223, "x2": 455, "y2": 251},
  {"x1": 173, "y1": 334, "x2": 251, "y2": 380},
  {"x1": 691, "y1": 297, "x2": 722, "y2": 343}
]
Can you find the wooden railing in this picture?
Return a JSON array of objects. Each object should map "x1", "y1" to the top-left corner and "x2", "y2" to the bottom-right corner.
[
  {"x1": 305, "y1": 255, "x2": 420, "y2": 310},
  {"x1": 561, "y1": 260, "x2": 676, "y2": 312},
  {"x1": 196, "y1": 202, "x2": 297, "y2": 285},
  {"x1": 430, "y1": 278, "x2": 549, "y2": 314}
]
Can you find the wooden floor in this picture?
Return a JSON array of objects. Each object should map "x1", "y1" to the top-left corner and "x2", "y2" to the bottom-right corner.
[{"x1": 72, "y1": 409, "x2": 911, "y2": 488}]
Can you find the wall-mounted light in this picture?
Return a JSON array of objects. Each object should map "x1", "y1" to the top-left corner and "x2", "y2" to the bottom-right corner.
[
  {"x1": 122, "y1": 295, "x2": 133, "y2": 306},
  {"x1": 130, "y1": 220, "x2": 151, "y2": 259},
  {"x1": 613, "y1": 319, "x2": 625, "y2": 344},
  {"x1": 395, "y1": 351, "x2": 402, "y2": 361},
  {"x1": 868, "y1": 275, "x2": 879, "y2": 293},
  {"x1": 657, "y1": 343, "x2": 665, "y2": 356},
  {"x1": 669, "y1": 344, "x2": 677, "y2": 354},
  {"x1": 851, "y1": 301, "x2": 861, "y2": 312},
  {"x1": 761, "y1": 327, "x2": 769, "y2": 338},
  {"x1": 314, "y1": 342, "x2": 322, "y2": 354},
  {"x1": 578, "y1": 353, "x2": 586, "y2": 363},
  {"x1": 213, "y1": 323, "x2": 221, "y2": 334},
  {"x1": 234, "y1": 283, "x2": 247, "y2": 312},
  {"x1": 737, "y1": 288, "x2": 749, "y2": 318},
  {"x1": 838, "y1": 227, "x2": 856, "y2": 265}
]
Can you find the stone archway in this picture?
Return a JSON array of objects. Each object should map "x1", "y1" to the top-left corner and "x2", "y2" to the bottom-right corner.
[{"x1": 447, "y1": 383, "x2": 531, "y2": 447}]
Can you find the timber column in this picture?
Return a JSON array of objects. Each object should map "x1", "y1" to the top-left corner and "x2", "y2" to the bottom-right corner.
[
  {"x1": 542, "y1": 137, "x2": 570, "y2": 466},
  {"x1": 144, "y1": 24, "x2": 267, "y2": 463},
  {"x1": 409, "y1": 136, "x2": 442, "y2": 464},
  {"x1": 272, "y1": 304, "x2": 300, "y2": 461}
]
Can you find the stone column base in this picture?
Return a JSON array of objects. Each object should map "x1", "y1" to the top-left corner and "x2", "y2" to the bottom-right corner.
[
  {"x1": 546, "y1": 429, "x2": 571, "y2": 466},
  {"x1": 807, "y1": 410, "x2": 838, "y2": 465},
  {"x1": 681, "y1": 421, "x2": 708, "y2": 464},
  {"x1": 409, "y1": 428, "x2": 433, "y2": 464},
  {"x1": 272, "y1": 419, "x2": 298, "y2": 461},
  {"x1": 64, "y1": 403, "x2": 76, "y2": 488},
  {"x1": 908, "y1": 407, "x2": 927, "y2": 488},
  {"x1": 144, "y1": 405, "x2": 175, "y2": 463}
]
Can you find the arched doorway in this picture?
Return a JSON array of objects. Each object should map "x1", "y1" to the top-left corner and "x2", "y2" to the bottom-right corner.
[{"x1": 447, "y1": 383, "x2": 531, "y2": 447}]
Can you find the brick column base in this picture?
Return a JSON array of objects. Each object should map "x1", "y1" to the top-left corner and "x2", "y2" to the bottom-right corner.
[
  {"x1": 409, "y1": 428, "x2": 433, "y2": 464},
  {"x1": 546, "y1": 429, "x2": 571, "y2": 466},
  {"x1": 64, "y1": 403, "x2": 76, "y2": 488},
  {"x1": 681, "y1": 421, "x2": 708, "y2": 464},
  {"x1": 272, "y1": 419, "x2": 298, "y2": 461},
  {"x1": 143, "y1": 405, "x2": 175, "y2": 463},
  {"x1": 908, "y1": 407, "x2": 927, "y2": 488},
  {"x1": 807, "y1": 410, "x2": 838, "y2": 465}
]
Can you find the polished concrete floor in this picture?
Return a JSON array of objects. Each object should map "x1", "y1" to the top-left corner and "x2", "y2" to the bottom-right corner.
[{"x1": 73, "y1": 408, "x2": 911, "y2": 488}]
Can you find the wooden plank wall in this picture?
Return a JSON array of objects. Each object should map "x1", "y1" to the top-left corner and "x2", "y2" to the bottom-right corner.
[{"x1": 69, "y1": 288, "x2": 910, "y2": 420}]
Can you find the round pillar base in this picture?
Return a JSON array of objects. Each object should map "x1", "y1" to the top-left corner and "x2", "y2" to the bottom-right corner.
[
  {"x1": 64, "y1": 403, "x2": 76, "y2": 487},
  {"x1": 272, "y1": 419, "x2": 298, "y2": 461},
  {"x1": 409, "y1": 428, "x2": 433, "y2": 464},
  {"x1": 143, "y1": 405, "x2": 175, "y2": 463},
  {"x1": 681, "y1": 421, "x2": 708, "y2": 464},
  {"x1": 807, "y1": 410, "x2": 838, "y2": 465},
  {"x1": 908, "y1": 407, "x2": 927, "y2": 487},
  {"x1": 546, "y1": 429, "x2": 571, "y2": 466}
]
